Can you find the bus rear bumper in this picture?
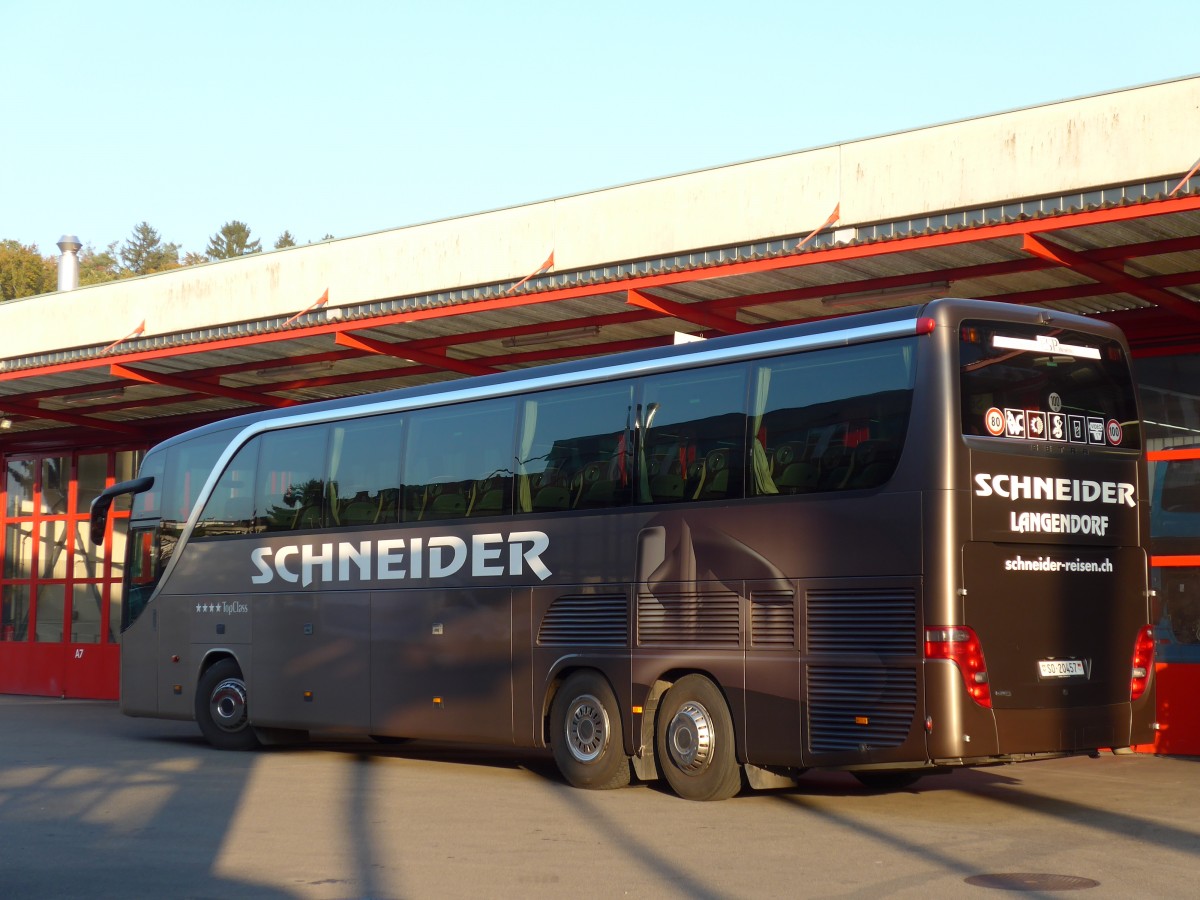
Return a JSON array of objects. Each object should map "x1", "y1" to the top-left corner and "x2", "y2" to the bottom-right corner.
[{"x1": 990, "y1": 702, "x2": 1133, "y2": 757}]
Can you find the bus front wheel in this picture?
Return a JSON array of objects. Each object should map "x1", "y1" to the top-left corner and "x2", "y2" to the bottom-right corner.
[
  {"x1": 550, "y1": 671, "x2": 631, "y2": 790},
  {"x1": 195, "y1": 659, "x2": 260, "y2": 751},
  {"x1": 656, "y1": 674, "x2": 741, "y2": 801}
]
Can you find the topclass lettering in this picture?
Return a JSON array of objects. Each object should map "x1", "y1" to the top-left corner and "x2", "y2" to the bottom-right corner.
[
  {"x1": 250, "y1": 531, "x2": 552, "y2": 587},
  {"x1": 973, "y1": 473, "x2": 1135, "y2": 507}
]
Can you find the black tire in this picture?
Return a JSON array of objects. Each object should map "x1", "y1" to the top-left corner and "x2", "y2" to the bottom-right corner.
[
  {"x1": 656, "y1": 674, "x2": 741, "y2": 801},
  {"x1": 853, "y1": 770, "x2": 923, "y2": 791},
  {"x1": 195, "y1": 659, "x2": 260, "y2": 751},
  {"x1": 550, "y1": 671, "x2": 631, "y2": 790}
]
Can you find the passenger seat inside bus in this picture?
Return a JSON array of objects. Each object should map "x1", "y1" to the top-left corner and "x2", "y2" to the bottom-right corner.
[
  {"x1": 574, "y1": 460, "x2": 615, "y2": 508},
  {"x1": 846, "y1": 439, "x2": 898, "y2": 490},
  {"x1": 469, "y1": 476, "x2": 510, "y2": 517},
  {"x1": 700, "y1": 446, "x2": 740, "y2": 500},
  {"x1": 427, "y1": 484, "x2": 467, "y2": 518},
  {"x1": 290, "y1": 504, "x2": 323, "y2": 530},
  {"x1": 647, "y1": 448, "x2": 686, "y2": 503},
  {"x1": 817, "y1": 439, "x2": 852, "y2": 491},
  {"x1": 339, "y1": 491, "x2": 386, "y2": 526},
  {"x1": 773, "y1": 442, "x2": 818, "y2": 493},
  {"x1": 532, "y1": 481, "x2": 572, "y2": 512}
]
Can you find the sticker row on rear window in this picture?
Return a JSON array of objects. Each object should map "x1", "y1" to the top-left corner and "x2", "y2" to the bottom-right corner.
[{"x1": 984, "y1": 407, "x2": 1122, "y2": 446}]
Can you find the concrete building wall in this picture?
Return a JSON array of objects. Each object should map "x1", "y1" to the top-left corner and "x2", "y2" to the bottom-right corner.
[
  {"x1": 841, "y1": 76, "x2": 1199, "y2": 219},
  {"x1": 3, "y1": 76, "x2": 1198, "y2": 361}
]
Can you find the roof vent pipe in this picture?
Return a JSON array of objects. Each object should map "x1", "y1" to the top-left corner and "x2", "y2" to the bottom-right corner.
[{"x1": 57, "y1": 235, "x2": 82, "y2": 291}]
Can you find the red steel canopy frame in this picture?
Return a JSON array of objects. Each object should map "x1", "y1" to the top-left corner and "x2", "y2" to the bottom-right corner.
[{"x1": 2, "y1": 191, "x2": 1200, "y2": 450}]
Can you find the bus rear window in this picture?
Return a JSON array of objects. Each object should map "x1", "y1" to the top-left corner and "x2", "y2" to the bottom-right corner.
[{"x1": 959, "y1": 320, "x2": 1140, "y2": 450}]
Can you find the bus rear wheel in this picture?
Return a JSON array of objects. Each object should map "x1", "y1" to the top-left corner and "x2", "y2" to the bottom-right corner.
[
  {"x1": 656, "y1": 674, "x2": 741, "y2": 801},
  {"x1": 195, "y1": 659, "x2": 260, "y2": 751},
  {"x1": 550, "y1": 671, "x2": 631, "y2": 790}
]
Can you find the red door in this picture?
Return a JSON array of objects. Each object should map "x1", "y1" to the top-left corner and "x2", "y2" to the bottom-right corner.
[{"x1": 1, "y1": 450, "x2": 142, "y2": 699}]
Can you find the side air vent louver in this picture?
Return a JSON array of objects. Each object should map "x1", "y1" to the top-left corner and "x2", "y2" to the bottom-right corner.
[
  {"x1": 537, "y1": 594, "x2": 628, "y2": 647},
  {"x1": 751, "y1": 593, "x2": 796, "y2": 648},
  {"x1": 638, "y1": 591, "x2": 740, "y2": 646},
  {"x1": 807, "y1": 666, "x2": 917, "y2": 753},
  {"x1": 806, "y1": 588, "x2": 918, "y2": 656}
]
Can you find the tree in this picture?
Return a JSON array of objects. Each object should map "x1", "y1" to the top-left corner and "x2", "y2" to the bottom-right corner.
[
  {"x1": 181, "y1": 251, "x2": 208, "y2": 267},
  {"x1": 119, "y1": 222, "x2": 180, "y2": 275},
  {"x1": 206, "y1": 220, "x2": 262, "y2": 260},
  {"x1": 0, "y1": 239, "x2": 58, "y2": 301},
  {"x1": 79, "y1": 242, "x2": 121, "y2": 285},
  {"x1": 274, "y1": 230, "x2": 296, "y2": 249}
]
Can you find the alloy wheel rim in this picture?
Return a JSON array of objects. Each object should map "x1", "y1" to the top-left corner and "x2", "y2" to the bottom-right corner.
[{"x1": 565, "y1": 693, "x2": 609, "y2": 763}]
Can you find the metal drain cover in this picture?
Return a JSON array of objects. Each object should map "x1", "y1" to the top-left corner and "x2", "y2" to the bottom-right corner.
[{"x1": 965, "y1": 873, "x2": 1100, "y2": 892}]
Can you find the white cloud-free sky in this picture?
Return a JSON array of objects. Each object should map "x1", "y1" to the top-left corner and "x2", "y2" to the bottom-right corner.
[{"x1": 3, "y1": 1, "x2": 1197, "y2": 257}]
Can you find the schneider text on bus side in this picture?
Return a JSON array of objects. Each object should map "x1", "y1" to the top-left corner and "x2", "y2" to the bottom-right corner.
[{"x1": 249, "y1": 530, "x2": 553, "y2": 587}]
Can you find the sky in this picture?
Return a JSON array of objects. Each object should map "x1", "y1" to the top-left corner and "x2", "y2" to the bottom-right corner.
[{"x1": 3, "y1": 1, "x2": 1198, "y2": 259}]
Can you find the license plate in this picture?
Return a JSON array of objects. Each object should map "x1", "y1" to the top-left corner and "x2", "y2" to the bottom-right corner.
[{"x1": 1038, "y1": 659, "x2": 1085, "y2": 678}]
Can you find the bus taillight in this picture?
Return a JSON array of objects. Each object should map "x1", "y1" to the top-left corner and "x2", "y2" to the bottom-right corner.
[
  {"x1": 1130, "y1": 624, "x2": 1156, "y2": 701},
  {"x1": 925, "y1": 626, "x2": 992, "y2": 709}
]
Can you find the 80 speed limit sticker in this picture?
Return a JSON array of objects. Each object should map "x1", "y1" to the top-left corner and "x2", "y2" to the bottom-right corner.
[{"x1": 985, "y1": 407, "x2": 1005, "y2": 436}]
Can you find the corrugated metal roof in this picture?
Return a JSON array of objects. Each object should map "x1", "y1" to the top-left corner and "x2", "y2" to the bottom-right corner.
[{"x1": 2, "y1": 180, "x2": 1199, "y2": 448}]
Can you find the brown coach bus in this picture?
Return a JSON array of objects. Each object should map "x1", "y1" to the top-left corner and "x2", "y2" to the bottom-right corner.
[{"x1": 90, "y1": 298, "x2": 1155, "y2": 800}]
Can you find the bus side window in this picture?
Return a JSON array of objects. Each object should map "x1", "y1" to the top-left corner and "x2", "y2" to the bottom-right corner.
[
  {"x1": 160, "y1": 431, "x2": 232, "y2": 525},
  {"x1": 636, "y1": 364, "x2": 747, "y2": 505},
  {"x1": 515, "y1": 381, "x2": 635, "y2": 514},
  {"x1": 256, "y1": 425, "x2": 331, "y2": 532},
  {"x1": 750, "y1": 340, "x2": 916, "y2": 497},
  {"x1": 195, "y1": 438, "x2": 261, "y2": 537},
  {"x1": 328, "y1": 414, "x2": 404, "y2": 527},
  {"x1": 402, "y1": 399, "x2": 516, "y2": 522}
]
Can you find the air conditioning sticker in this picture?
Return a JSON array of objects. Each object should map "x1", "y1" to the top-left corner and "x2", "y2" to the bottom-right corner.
[{"x1": 1005, "y1": 408, "x2": 1026, "y2": 438}]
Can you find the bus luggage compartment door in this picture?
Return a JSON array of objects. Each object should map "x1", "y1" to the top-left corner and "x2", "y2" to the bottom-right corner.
[
  {"x1": 250, "y1": 591, "x2": 370, "y2": 731},
  {"x1": 370, "y1": 587, "x2": 513, "y2": 744}
]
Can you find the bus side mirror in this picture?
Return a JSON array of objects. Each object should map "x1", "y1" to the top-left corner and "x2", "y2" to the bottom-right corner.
[
  {"x1": 89, "y1": 476, "x2": 155, "y2": 545},
  {"x1": 90, "y1": 494, "x2": 114, "y2": 545}
]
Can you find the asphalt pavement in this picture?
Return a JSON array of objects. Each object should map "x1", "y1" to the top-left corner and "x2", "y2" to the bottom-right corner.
[{"x1": 1, "y1": 696, "x2": 1197, "y2": 899}]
